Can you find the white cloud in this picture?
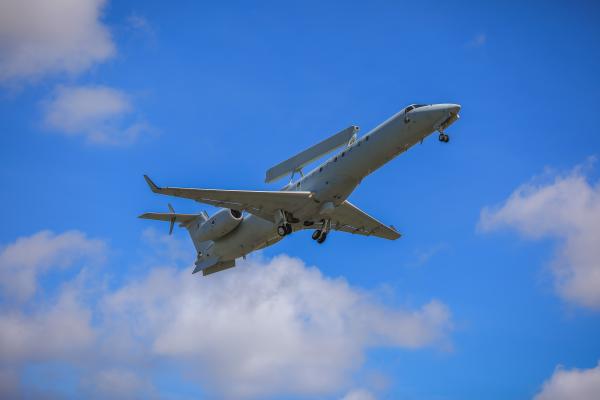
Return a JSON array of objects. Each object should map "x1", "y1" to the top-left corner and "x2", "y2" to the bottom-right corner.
[
  {"x1": 0, "y1": 230, "x2": 453, "y2": 399},
  {"x1": 43, "y1": 85, "x2": 152, "y2": 145},
  {"x1": 102, "y1": 255, "x2": 451, "y2": 398},
  {"x1": 0, "y1": 0, "x2": 114, "y2": 83},
  {"x1": 534, "y1": 362, "x2": 600, "y2": 400},
  {"x1": 0, "y1": 230, "x2": 106, "y2": 302},
  {"x1": 479, "y1": 161, "x2": 600, "y2": 310},
  {"x1": 0, "y1": 285, "x2": 96, "y2": 362},
  {"x1": 466, "y1": 33, "x2": 487, "y2": 48},
  {"x1": 341, "y1": 388, "x2": 377, "y2": 400}
]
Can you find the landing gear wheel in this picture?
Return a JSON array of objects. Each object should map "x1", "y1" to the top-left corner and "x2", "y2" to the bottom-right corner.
[
  {"x1": 285, "y1": 223, "x2": 292, "y2": 235},
  {"x1": 438, "y1": 133, "x2": 449, "y2": 142},
  {"x1": 312, "y1": 230, "x2": 322, "y2": 240},
  {"x1": 277, "y1": 225, "x2": 287, "y2": 237},
  {"x1": 317, "y1": 232, "x2": 327, "y2": 244}
]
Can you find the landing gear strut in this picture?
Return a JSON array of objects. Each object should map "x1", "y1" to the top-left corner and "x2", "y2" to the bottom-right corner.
[{"x1": 276, "y1": 209, "x2": 293, "y2": 237}]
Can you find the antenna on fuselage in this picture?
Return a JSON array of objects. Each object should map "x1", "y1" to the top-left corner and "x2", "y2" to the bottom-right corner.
[{"x1": 265, "y1": 125, "x2": 360, "y2": 184}]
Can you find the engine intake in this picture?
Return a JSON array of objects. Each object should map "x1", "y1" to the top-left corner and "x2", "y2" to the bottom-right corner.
[{"x1": 194, "y1": 209, "x2": 243, "y2": 242}]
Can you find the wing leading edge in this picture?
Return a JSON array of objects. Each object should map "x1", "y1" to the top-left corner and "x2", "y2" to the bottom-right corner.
[
  {"x1": 143, "y1": 175, "x2": 314, "y2": 222},
  {"x1": 325, "y1": 200, "x2": 401, "y2": 240}
]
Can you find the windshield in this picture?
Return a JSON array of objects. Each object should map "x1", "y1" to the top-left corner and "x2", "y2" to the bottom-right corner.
[{"x1": 404, "y1": 104, "x2": 428, "y2": 113}]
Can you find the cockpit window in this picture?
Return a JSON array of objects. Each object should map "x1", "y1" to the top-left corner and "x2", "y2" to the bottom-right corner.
[{"x1": 405, "y1": 104, "x2": 427, "y2": 113}]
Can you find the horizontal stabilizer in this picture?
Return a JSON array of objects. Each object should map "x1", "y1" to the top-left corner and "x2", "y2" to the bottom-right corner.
[
  {"x1": 138, "y1": 212, "x2": 200, "y2": 225},
  {"x1": 202, "y1": 260, "x2": 236, "y2": 276},
  {"x1": 192, "y1": 255, "x2": 236, "y2": 276},
  {"x1": 265, "y1": 125, "x2": 359, "y2": 183}
]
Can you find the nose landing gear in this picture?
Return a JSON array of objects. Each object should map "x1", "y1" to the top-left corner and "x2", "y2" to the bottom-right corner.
[{"x1": 438, "y1": 132, "x2": 450, "y2": 143}]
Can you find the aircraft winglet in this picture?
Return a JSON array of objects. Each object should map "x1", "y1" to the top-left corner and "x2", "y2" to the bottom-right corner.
[{"x1": 144, "y1": 175, "x2": 161, "y2": 193}]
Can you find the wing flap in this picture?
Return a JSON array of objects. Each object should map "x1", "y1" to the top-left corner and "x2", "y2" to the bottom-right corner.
[
  {"x1": 202, "y1": 260, "x2": 236, "y2": 276},
  {"x1": 192, "y1": 255, "x2": 236, "y2": 276}
]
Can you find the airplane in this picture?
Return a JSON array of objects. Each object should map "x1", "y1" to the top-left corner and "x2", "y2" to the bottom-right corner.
[{"x1": 140, "y1": 103, "x2": 461, "y2": 276}]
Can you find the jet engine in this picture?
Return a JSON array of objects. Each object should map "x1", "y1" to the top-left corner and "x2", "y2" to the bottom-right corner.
[{"x1": 194, "y1": 208, "x2": 243, "y2": 242}]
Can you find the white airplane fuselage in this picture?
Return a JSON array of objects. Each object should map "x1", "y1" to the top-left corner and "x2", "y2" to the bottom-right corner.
[{"x1": 198, "y1": 104, "x2": 461, "y2": 261}]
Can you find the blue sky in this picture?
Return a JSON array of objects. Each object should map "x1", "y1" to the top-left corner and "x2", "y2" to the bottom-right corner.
[{"x1": 1, "y1": 1, "x2": 600, "y2": 399}]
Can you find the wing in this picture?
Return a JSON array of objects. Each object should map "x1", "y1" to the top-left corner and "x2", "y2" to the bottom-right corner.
[
  {"x1": 325, "y1": 200, "x2": 401, "y2": 240},
  {"x1": 143, "y1": 175, "x2": 314, "y2": 222}
]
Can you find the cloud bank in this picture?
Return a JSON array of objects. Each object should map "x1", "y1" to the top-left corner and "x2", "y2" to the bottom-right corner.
[
  {"x1": 0, "y1": 230, "x2": 453, "y2": 399},
  {"x1": 479, "y1": 161, "x2": 600, "y2": 310},
  {"x1": 0, "y1": 0, "x2": 114, "y2": 83},
  {"x1": 0, "y1": 230, "x2": 105, "y2": 303},
  {"x1": 43, "y1": 85, "x2": 151, "y2": 145},
  {"x1": 534, "y1": 362, "x2": 600, "y2": 400}
]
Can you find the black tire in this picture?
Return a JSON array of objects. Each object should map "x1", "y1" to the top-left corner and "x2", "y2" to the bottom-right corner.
[
  {"x1": 444, "y1": 134, "x2": 450, "y2": 142},
  {"x1": 285, "y1": 223, "x2": 292, "y2": 234},
  {"x1": 277, "y1": 226, "x2": 287, "y2": 237},
  {"x1": 317, "y1": 232, "x2": 327, "y2": 244},
  {"x1": 312, "y1": 230, "x2": 321, "y2": 240},
  {"x1": 438, "y1": 133, "x2": 445, "y2": 142}
]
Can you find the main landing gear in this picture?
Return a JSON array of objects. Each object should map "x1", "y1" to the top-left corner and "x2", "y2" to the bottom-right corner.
[
  {"x1": 276, "y1": 209, "x2": 294, "y2": 237},
  {"x1": 312, "y1": 229, "x2": 327, "y2": 244},
  {"x1": 312, "y1": 219, "x2": 330, "y2": 244},
  {"x1": 277, "y1": 223, "x2": 292, "y2": 237},
  {"x1": 438, "y1": 132, "x2": 450, "y2": 143}
]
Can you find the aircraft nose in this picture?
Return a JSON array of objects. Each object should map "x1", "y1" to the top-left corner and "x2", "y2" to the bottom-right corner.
[
  {"x1": 432, "y1": 103, "x2": 461, "y2": 120},
  {"x1": 448, "y1": 104, "x2": 461, "y2": 114},
  {"x1": 425, "y1": 103, "x2": 461, "y2": 131}
]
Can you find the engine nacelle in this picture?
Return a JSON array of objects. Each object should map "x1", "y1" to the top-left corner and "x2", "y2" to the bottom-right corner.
[{"x1": 194, "y1": 208, "x2": 243, "y2": 242}]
